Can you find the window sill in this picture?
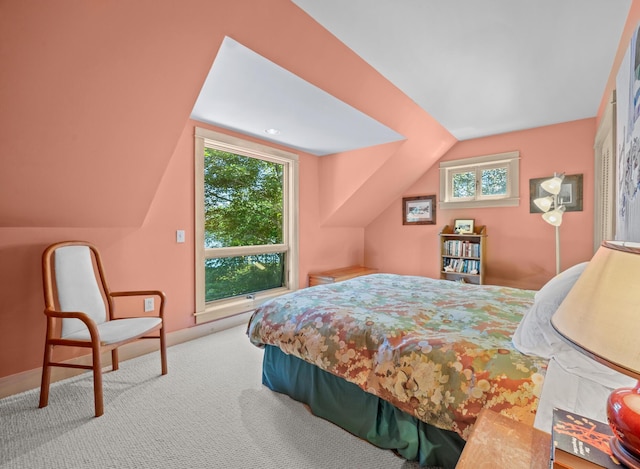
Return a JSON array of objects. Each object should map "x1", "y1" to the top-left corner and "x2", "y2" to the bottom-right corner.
[{"x1": 194, "y1": 286, "x2": 294, "y2": 324}]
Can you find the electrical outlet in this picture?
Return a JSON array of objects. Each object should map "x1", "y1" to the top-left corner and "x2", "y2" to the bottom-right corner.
[
  {"x1": 144, "y1": 297, "x2": 154, "y2": 312},
  {"x1": 176, "y1": 230, "x2": 185, "y2": 243}
]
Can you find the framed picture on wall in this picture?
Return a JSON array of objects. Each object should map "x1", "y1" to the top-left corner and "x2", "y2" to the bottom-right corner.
[
  {"x1": 402, "y1": 195, "x2": 436, "y2": 225},
  {"x1": 453, "y1": 219, "x2": 475, "y2": 234},
  {"x1": 529, "y1": 174, "x2": 583, "y2": 213}
]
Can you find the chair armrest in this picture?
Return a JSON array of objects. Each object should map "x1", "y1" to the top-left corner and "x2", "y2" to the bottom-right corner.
[
  {"x1": 109, "y1": 290, "x2": 166, "y2": 318},
  {"x1": 43, "y1": 308, "x2": 101, "y2": 341},
  {"x1": 44, "y1": 307, "x2": 94, "y2": 321},
  {"x1": 110, "y1": 290, "x2": 166, "y2": 299}
]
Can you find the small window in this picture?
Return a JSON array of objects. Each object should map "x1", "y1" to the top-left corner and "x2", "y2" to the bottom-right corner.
[{"x1": 440, "y1": 151, "x2": 519, "y2": 209}]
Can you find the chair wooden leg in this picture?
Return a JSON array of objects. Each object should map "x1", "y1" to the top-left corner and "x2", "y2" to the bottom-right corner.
[
  {"x1": 39, "y1": 341, "x2": 53, "y2": 409},
  {"x1": 160, "y1": 325, "x2": 167, "y2": 375},
  {"x1": 92, "y1": 343, "x2": 104, "y2": 417},
  {"x1": 111, "y1": 348, "x2": 119, "y2": 371}
]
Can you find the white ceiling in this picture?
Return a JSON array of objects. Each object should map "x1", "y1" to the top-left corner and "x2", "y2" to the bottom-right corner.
[{"x1": 192, "y1": 0, "x2": 631, "y2": 155}]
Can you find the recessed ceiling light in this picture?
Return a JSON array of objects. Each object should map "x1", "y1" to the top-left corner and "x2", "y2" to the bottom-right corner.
[{"x1": 264, "y1": 128, "x2": 281, "y2": 135}]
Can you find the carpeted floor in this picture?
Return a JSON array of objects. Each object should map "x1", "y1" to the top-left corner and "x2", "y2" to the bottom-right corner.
[{"x1": 0, "y1": 325, "x2": 425, "y2": 469}]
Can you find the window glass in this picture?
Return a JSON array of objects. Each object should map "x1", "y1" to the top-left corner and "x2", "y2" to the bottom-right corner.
[
  {"x1": 480, "y1": 167, "x2": 507, "y2": 197},
  {"x1": 204, "y1": 148, "x2": 283, "y2": 248},
  {"x1": 205, "y1": 253, "x2": 285, "y2": 302},
  {"x1": 452, "y1": 171, "x2": 476, "y2": 198}
]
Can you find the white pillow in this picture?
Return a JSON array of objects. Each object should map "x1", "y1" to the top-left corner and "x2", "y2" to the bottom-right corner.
[{"x1": 512, "y1": 262, "x2": 589, "y2": 359}]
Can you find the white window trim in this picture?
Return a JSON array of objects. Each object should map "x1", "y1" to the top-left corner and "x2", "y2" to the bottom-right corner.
[
  {"x1": 193, "y1": 127, "x2": 299, "y2": 324},
  {"x1": 439, "y1": 151, "x2": 520, "y2": 209}
]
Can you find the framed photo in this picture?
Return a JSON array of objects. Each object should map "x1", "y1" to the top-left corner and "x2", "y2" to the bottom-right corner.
[
  {"x1": 402, "y1": 195, "x2": 436, "y2": 225},
  {"x1": 529, "y1": 174, "x2": 583, "y2": 213},
  {"x1": 454, "y1": 219, "x2": 475, "y2": 234}
]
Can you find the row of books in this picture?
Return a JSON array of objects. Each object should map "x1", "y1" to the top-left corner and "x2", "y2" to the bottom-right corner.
[
  {"x1": 442, "y1": 258, "x2": 480, "y2": 274},
  {"x1": 551, "y1": 407, "x2": 623, "y2": 468},
  {"x1": 442, "y1": 240, "x2": 480, "y2": 258}
]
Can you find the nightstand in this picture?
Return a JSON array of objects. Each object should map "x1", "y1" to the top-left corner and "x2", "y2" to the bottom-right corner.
[
  {"x1": 308, "y1": 265, "x2": 378, "y2": 287},
  {"x1": 456, "y1": 409, "x2": 551, "y2": 469}
]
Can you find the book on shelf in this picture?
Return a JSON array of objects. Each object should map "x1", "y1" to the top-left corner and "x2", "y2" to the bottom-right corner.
[
  {"x1": 442, "y1": 258, "x2": 480, "y2": 275},
  {"x1": 550, "y1": 407, "x2": 623, "y2": 468},
  {"x1": 443, "y1": 240, "x2": 480, "y2": 257}
]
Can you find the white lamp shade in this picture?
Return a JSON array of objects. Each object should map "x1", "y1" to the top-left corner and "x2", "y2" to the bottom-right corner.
[
  {"x1": 540, "y1": 175, "x2": 564, "y2": 195},
  {"x1": 542, "y1": 205, "x2": 565, "y2": 226},
  {"x1": 551, "y1": 241, "x2": 640, "y2": 379},
  {"x1": 534, "y1": 196, "x2": 554, "y2": 212}
]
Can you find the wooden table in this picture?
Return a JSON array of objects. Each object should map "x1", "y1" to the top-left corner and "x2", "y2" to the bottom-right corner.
[
  {"x1": 456, "y1": 409, "x2": 551, "y2": 469},
  {"x1": 308, "y1": 265, "x2": 378, "y2": 287}
]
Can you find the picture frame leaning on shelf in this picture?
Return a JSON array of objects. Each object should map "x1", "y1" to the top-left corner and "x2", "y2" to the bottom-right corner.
[{"x1": 454, "y1": 218, "x2": 475, "y2": 234}]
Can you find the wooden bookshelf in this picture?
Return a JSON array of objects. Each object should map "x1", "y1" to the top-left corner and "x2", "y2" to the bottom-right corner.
[{"x1": 439, "y1": 225, "x2": 486, "y2": 285}]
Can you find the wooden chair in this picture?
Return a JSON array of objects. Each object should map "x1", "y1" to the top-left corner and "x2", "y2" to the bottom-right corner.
[{"x1": 39, "y1": 241, "x2": 167, "y2": 417}]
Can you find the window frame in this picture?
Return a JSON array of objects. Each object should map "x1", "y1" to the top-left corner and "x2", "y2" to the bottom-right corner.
[
  {"x1": 439, "y1": 151, "x2": 520, "y2": 209},
  {"x1": 194, "y1": 127, "x2": 299, "y2": 324}
]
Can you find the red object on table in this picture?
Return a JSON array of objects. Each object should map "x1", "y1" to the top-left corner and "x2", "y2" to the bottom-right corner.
[{"x1": 607, "y1": 381, "x2": 640, "y2": 469}]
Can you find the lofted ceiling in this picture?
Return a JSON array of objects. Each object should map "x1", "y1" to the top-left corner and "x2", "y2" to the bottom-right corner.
[{"x1": 192, "y1": 0, "x2": 631, "y2": 154}]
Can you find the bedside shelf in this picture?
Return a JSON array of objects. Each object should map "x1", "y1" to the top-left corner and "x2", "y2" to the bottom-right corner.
[
  {"x1": 308, "y1": 265, "x2": 378, "y2": 287},
  {"x1": 456, "y1": 409, "x2": 550, "y2": 469}
]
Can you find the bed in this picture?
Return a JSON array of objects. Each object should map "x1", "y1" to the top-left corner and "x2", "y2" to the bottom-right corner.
[
  {"x1": 247, "y1": 264, "x2": 638, "y2": 467},
  {"x1": 247, "y1": 273, "x2": 551, "y2": 467}
]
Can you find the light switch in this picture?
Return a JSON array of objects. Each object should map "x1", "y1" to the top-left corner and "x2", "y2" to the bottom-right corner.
[{"x1": 176, "y1": 230, "x2": 185, "y2": 243}]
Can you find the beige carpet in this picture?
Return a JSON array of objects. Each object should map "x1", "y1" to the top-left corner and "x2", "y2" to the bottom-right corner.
[{"x1": 0, "y1": 325, "x2": 425, "y2": 469}]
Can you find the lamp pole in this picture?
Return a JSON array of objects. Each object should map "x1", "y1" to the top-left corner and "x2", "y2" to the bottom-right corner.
[
  {"x1": 554, "y1": 193, "x2": 561, "y2": 275},
  {"x1": 534, "y1": 172, "x2": 565, "y2": 276},
  {"x1": 555, "y1": 226, "x2": 561, "y2": 275}
]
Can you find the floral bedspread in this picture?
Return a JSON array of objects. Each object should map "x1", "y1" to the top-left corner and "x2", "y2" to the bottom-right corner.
[{"x1": 247, "y1": 273, "x2": 548, "y2": 438}]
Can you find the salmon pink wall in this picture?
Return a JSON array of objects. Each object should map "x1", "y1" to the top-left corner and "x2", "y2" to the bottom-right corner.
[
  {"x1": 319, "y1": 141, "x2": 403, "y2": 223},
  {"x1": 299, "y1": 151, "x2": 367, "y2": 276},
  {"x1": 365, "y1": 118, "x2": 597, "y2": 290}
]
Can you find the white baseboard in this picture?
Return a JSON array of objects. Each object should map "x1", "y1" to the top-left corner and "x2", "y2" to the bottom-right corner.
[{"x1": 0, "y1": 311, "x2": 252, "y2": 399}]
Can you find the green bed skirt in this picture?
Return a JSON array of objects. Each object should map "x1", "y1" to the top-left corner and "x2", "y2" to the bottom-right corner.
[{"x1": 262, "y1": 345, "x2": 465, "y2": 468}]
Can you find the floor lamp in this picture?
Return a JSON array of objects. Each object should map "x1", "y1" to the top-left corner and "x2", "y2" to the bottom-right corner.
[{"x1": 533, "y1": 173, "x2": 566, "y2": 275}]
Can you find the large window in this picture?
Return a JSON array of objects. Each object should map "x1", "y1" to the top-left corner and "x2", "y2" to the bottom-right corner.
[
  {"x1": 194, "y1": 127, "x2": 298, "y2": 324},
  {"x1": 439, "y1": 151, "x2": 520, "y2": 209}
]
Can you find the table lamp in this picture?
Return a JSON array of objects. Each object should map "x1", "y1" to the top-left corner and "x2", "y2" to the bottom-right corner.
[
  {"x1": 551, "y1": 240, "x2": 640, "y2": 468},
  {"x1": 534, "y1": 173, "x2": 565, "y2": 275}
]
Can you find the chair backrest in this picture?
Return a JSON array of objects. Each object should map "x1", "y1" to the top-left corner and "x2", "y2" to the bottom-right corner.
[{"x1": 50, "y1": 244, "x2": 108, "y2": 337}]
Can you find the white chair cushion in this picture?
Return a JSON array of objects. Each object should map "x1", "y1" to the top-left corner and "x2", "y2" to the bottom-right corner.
[
  {"x1": 63, "y1": 317, "x2": 162, "y2": 345},
  {"x1": 55, "y1": 245, "x2": 108, "y2": 337}
]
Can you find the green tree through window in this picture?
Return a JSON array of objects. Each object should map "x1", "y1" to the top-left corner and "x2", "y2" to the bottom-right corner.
[
  {"x1": 204, "y1": 148, "x2": 285, "y2": 302},
  {"x1": 480, "y1": 167, "x2": 507, "y2": 196},
  {"x1": 452, "y1": 171, "x2": 476, "y2": 198}
]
